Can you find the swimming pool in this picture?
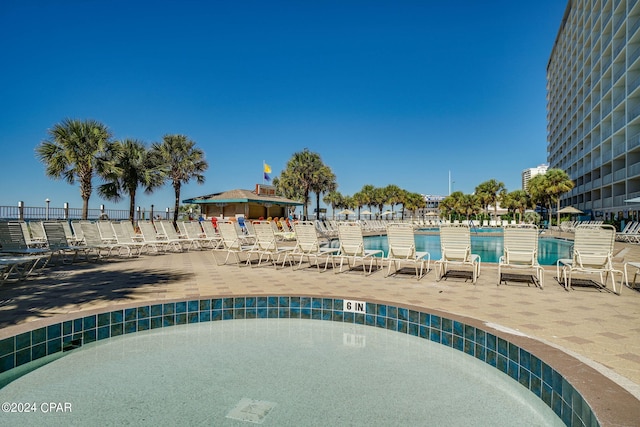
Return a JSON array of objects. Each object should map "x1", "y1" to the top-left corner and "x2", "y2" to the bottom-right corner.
[
  {"x1": 0, "y1": 319, "x2": 563, "y2": 426},
  {"x1": 360, "y1": 234, "x2": 572, "y2": 265}
]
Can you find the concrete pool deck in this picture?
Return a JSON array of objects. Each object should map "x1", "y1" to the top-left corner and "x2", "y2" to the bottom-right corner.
[{"x1": 0, "y1": 235, "x2": 639, "y2": 425}]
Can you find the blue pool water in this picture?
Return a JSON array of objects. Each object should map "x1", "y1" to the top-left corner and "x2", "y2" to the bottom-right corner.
[{"x1": 360, "y1": 234, "x2": 572, "y2": 265}]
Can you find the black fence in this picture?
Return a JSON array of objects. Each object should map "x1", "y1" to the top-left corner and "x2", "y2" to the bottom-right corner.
[{"x1": 0, "y1": 203, "x2": 176, "y2": 221}]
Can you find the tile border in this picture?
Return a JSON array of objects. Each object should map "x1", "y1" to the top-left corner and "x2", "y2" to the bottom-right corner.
[{"x1": 0, "y1": 295, "x2": 623, "y2": 427}]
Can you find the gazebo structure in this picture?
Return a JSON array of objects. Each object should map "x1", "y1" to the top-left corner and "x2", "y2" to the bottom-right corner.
[{"x1": 182, "y1": 184, "x2": 303, "y2": 220}]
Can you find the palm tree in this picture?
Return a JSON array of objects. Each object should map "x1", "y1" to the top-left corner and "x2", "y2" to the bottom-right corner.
[
  {"x1": 545, "y1": 168, "x2": 575, "y2": 227},
  {"x1": 277, "y1": 149, "x2": 324, "y2": 220},
  {"x1": 475, "y1": 179, "x2": 506, "y2": 220},
  {"x1": 457, "y1": 193, "x2": 482, "y2": 220},
  {"x1": 372, "y1": 187, "x2": 387, "y2": 217},
  {"x1": 403, "y1": 192, "x2": 426, "y2": 219},
  {"x1": 506, "y1": 189, "x2": 530, "y2": 223},
  {"x1": 359, "y1": 184, "x2": 377, "y2": 214},
  {"x1": 352, "y1": 191, "x2": 367, "y2": 219},
  {"x1": 98, "y1": 139, "x2": 165, "y2": 222},
  {"x1": 323, "y1": 191, "x2": 343, "y2": 219},
  {"x1": 527, "y1": 174, "x2": 550, "y2": 223},
  {"x1": 149, "y1": 134, "x2": 208, "y2": 224},
  {"x1": 36, "y1": 119, "x2": 112, "y2": 220},
  {"x1": 440, "y1": 191, "x2": 464, "y2": 220},
  {"x1": 310, "y1": 165, "x2": 337, "y2": 220},
  {"x1": 384, "y1": 184, "x2": 403, "y2": 219}
]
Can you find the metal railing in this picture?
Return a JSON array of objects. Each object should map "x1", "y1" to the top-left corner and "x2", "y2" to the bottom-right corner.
[{"x1": 0, "y1": 203, "x2": 176, "y2": 222}]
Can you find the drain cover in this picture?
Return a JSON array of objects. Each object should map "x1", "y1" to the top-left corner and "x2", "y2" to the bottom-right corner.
[{"x1": 226, "y1": 398, "x2": 276, "y2": 424}]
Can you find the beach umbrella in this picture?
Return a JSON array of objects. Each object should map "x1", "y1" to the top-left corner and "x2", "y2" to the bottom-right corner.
[
  {"x1": 557, "y1": 206, "x2": 583, "y2": 214},
  {"x1": 339, "y1": 209, "x2": 355, "y2": 215},
  {"x1": 361, "y1": 210, "x2": 372, "y2": 215}
]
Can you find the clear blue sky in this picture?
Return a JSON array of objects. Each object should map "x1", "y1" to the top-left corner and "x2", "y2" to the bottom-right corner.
[{"x1": 1, "y1": 0, "x2": 567, "y2": 212}]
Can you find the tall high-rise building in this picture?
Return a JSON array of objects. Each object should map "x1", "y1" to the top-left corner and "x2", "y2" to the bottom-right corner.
[
  {"x1": 522, "y1": 164, "x2": 549, "y2": 191},
  {"x1": 547, "y1": 0, "x2": 640, "y2": 219}
]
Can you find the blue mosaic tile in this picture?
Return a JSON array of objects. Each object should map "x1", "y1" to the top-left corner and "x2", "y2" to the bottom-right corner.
[
  {"x1": 32, "y1": 328, "x2": 46, "y2": 345},
  {"x1": 531, "y1": 375, "x2": 542, "y2": 398},
  {"x1": 333, "y1": 299, "x2": 343, "y2": 311},
  {"x1": 188, "y1": 300, "x2": 199, "y2": 312},
  {"x1": 419, "y1": 325, "x2": 428, "y2": 339},
  {"x1": 150, "y1": 317, "x2": 163, "y2": 329},
  {"x1": 245, "y1": 297, "x2": 256, "y2": 308},
  {"x1": 175, "y1": 313, "x2": 187, "y2": 325},
  {"x1": 386, "y1": 318, "x2": 397, "y2": 331},
  {"x1": 187, "y1": 313, "x2": 199, "y2": 324},
  {"x1": 15, "y1": 348, "x2": 30, "y2": 366},
  {"x1": 16, "y1": 332, "x2": 31, "y2": 350},
  {"x1": 73, "y1": 318, "x2": 83, "y2": 332},
  {"x1": 508, "y1": 342, "x2": 519, "y2": 363},
  {"x1": 124, "y1": 308, "x2": 136, "y2": 322},
  {"x1": 497, "y1": 337, "x2": 508, "y2": 357},
  {"x1": 475, "y1": 329, "x2": 485, "y2": 347},
  {"x1": 431, "y1": 315, "x2": 441, "y2": 330},
  {"x1": 453, "y1": 320, "x2": 464, "y2": 337},
  {"x1": 452, "y1": 335, "x2": 464, "y2": 351},
  {"x1": 552, "y1": 392, "x2": 562, "y2": 418},
  {"x1": 137, "y1": 306, "x2": 150, "y2": 319},
  {"x1": 212, "y1": 309, "x2": 223, "y2": 321},
  {"x1": 0, "y1": 337, "x2": 14, "y2": 357},
  {"x1": 520, "y1": 349, "x2": 531, "y2": 371},
  {"x1": 212, "y1": 298, "x2": 223, "y2": 310},
  {"x1": 199, "y1": 311, "x2": 211, "y2": 322},
  {"x1": 124, "y1": 321, "x2": 137, "y2": 334},
  {"x1": 408, "y1": 322, "x2": 418, "y2": 336},
  {"x1": 245, "y1": 308, "x2": 257, "y2": 319},
  {"x1": 486, "y1": 350, "x2": 497, "y2": 367},
  {"x1": 111, "y1": 323, "x2": 123, "y2": 337},
  {"x1": 486, "y1": 333, "x2": 496, "y2": 351},
  {"x1": 223, "y1": 310, "x2": 234, "y2": 320},
  {"x1": 365, "y1": 302, "x2": 376, "y2": 315},
  {"x1": 234, "y1": 309, "x2": 246, "y2": 319},
  {"x1": 311, "y1": 309, "x2": 322, "y2": 320},
  {"x1": 0, "y1": 354, "x2": 15, "y2": 372},
  {"x1": 267, "y1": 308, "x2": 278, "y2": 318},
  {"x1": 398, "y1": 307, "x2": 408, "y2": 321},
  {"x1": 256, "y1": 297, "x2": 267, "y2": 308},
  {"x1": 376, "y1": 304, "x2": 387, "y2": 317},
  {"x1": 151, "y1": 304, "x2": 163, "y2": 317},
  {"x1": 561, "y1": 401, "x2": 571, "y2": 426},
  {"x1": 429, "y1": 328, "x2": 440, "y2": 343},
  {"x1": 497, "y1": 355, "x2": 508, "y2": 374},
  {"x1": 463, "y1": 339, "x2": 474, "y2": 356},
  {"x1": 63, "y1": 320, "x2": 72, "y2": 336},
  {"x1": 32, "y1": 343, "x2": 46, "y2": 360},
  {"x1": 138, "y1": 318, "x2": 150, "y2": 331},
  {"x1": 354, "y1": 313, "x2": 365, "y2": 325},
  {"x1": 541, "y1": 383, "x2": 552, "y2": 406},
  {"x1": 47, "y1": 323, "x2": 62, "y2": 340},
  {"x1": 321, "y1": 310, "x2": 331, "y2": 321},
  {"x1": 163, "y1": 303, "x2": 175, "y2": 315},
  {"x1": 474, "y1": 343, "x2": 485, "y2": 361},
  {"x1": 332, "y1": 310, "x2": 343, "y2": 322},
  {"x1": 234, "y1": 298, "x2": 245, "y2": 309},
  {"x1": 442, "y1": 318, "x2": 452, "y2": 333},
  {"x1": 111, "y1": 310, "x2": 123, "y2": 324},
  {"x1": 300, "y1": 297, "x2": 311, "y2": 308},
  {"x1": 464, "y1": 324, "x2": 475, "y2": 341},
  {"x1": 290, "y1": 307, "x2": 300, "y2": 318},
  {"x1": 98, "y1": 313, "x2": 110, "y2": 327},
  {"x1": 199, "y1": 299, "x2": 211, "y2": 311},
  {"x1": 531, "y1": 354, "x2": 542, "y2": 378},
  {"x1": 343, "y1": 311, "x2": 354, "y2": 323},
  {"x1": 47, "y1": 338, "x2": 61, "y2": 355},
  {"x1": 256, "y1": 308, "x2": 267, "y2": 319},
  {"x1": 508, "y1": 360, "x2": 519, "y2": 381},
  {"x1": 97, "y1": 326, "x2": 110, "y2": 340},
  {"x1": 163, "y1": 315, "x2": 175, "y2": 327},
  {"x1": 83, "y1": 329, "x2": 96, "y2": 344},
  {"x1": 519, "y1": 366, "x2": 531, "y2": 389},
  {"x1": 397, "y1": 320, "x2": 407, "y2": 333},
  {"x1": 176, "y1": 301, "x2": 187, "y2": 314},
  {"x1": 322, "y1": 298, "x2": 332, "y2": 310},
  {"x1": 375, "y1": 315, "x2": 386, "y2": 329},
  {"x1": 268, "y1": 296, "x2": 278, "y2": 308},
  {"x1": 387, "y1": 305, "x2": 397, "y2": 319},
  {"x1": 552, "y1": 369, "x2": 563, "y2": 396},
  {"x1": 441, "y1": 332, "x2": 452, "y2": 347}
]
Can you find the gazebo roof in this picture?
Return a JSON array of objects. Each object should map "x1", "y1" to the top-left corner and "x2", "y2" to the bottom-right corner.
[{"x1": 182, "y1": 189, "x2": 303, "y2": 206}]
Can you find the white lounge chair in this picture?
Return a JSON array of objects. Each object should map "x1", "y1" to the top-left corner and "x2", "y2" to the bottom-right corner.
[
  {"x1": 435, "y1": 224, "x2": 481, "y2": 284},
  {"x1": 560, "y1": 224, "x2": 623, "y2": 294},
  {"x1": 246, "y1": 221, "x2": 294, "y2": 267},
  {"x1": 283, "y1": 221, "x2": 339, "y2": 271},
  {"x1": 334, "y1": 223, "x2": 383, "y2": 275},
  {"x1": 498, "y1": 224, "x2": 543, "y2": 288},
  {"x1": 213, "y1": 222, "x2": 254, "y2": 266},
  {"x1": 385, "y1": 223, "x2": 430, "y2": 279}
]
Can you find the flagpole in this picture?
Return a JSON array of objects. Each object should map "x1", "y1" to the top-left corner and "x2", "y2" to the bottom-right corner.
[{"x1": 263, "y1": 160, "x2": 265, "y2": 185}]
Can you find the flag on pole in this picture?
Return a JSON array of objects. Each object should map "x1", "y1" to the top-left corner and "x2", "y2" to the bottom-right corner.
[{"x1": 263, "y1": 162, "x2": 271, "y2": 182}]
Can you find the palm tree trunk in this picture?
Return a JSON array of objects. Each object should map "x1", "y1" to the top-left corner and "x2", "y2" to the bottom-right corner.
[
  {"x1": 173, "y1": 183, "x2": 181, "y2": 225},
  {"x1": 82, "y1": 197, "x2": 89, "y2": 220}
]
